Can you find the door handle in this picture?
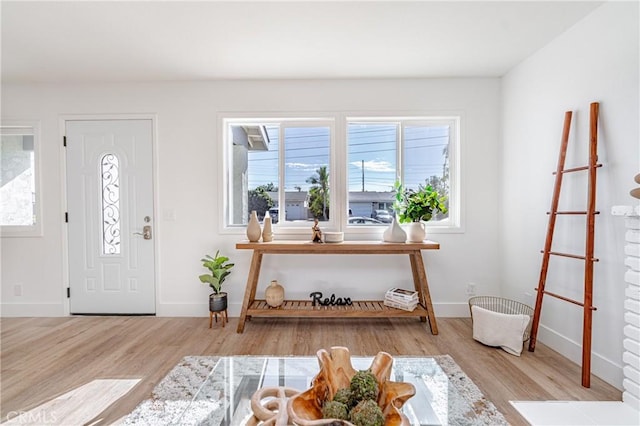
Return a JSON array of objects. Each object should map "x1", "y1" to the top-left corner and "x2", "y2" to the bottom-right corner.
[{"x1": 133, "y1": 225, "x2": 152, "y2": 240}]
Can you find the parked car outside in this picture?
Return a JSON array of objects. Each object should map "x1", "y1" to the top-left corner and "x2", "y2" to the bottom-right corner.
[
  {"x1": 371, "y1": 209, "x2": 393, "y2": 223},
  {"x1": 349, "y1": 216, "x2": 384, "y2": 225},
  {"x1": 268, "y1": 207, "x2": 280, "y2": 224}
]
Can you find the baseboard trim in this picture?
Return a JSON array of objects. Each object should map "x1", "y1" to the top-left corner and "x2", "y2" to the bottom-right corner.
[
  {"x1": 538, "y1": 324, "x2": 623, "y2": 390},
  {"x1": 156, "y1": 303, "x2": 213, "y2": 317},
  {"x1": 433, "y1": 302, "x2": 471, "y2": 317},
  {"x1": 1, "y1": 303, "x2": 65, "y2": 317}
]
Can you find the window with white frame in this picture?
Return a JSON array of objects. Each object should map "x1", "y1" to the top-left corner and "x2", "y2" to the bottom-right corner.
[
  {"x1": 347, "y1": 117, "x2": 457, "y2": 228},
  {"x1": 225, "y1": 118, "x2": 334, "y2": 228},
  {"x1": 0, "y1": 122, "x2": 42, "y2": 237},
  {"x1": 223, "y1": 115, "x2": 459, "y2": 233}
]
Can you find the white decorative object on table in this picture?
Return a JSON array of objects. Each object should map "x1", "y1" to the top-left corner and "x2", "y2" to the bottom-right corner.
[
  {"x1": 246, "y1": 210, "x2": 261, "y2": 242},
  {"x1": 250, "y1": 386, "x2": 300, "y2": 425},
  {"x1": 262, "y1": 216, "x2": 273, "y2": 242},
  {"x1": 383, "y1": 217, "x2": 407, "y2": 243},
  {"x1": 406, "y1": 222, "x2": 426, "y2": 243},
  {"x1": 265, "y1": 279, "x2": 284, "y2": 308},
  {"x1": 323, "y1": 231, "x2": 344, "y2": 243}
]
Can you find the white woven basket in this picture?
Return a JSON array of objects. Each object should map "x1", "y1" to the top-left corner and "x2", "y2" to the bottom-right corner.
[{"x1": 468, "y1": 296, "x2": 534, "y2": 341}]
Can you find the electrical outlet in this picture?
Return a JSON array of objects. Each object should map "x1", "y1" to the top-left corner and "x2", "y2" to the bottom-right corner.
[
  {"x1": 466, "y1": 282, "x2": 476, "y2": 296},
  {"x1": 14, "y1": 283, "x2": 23, "y2": 297}
]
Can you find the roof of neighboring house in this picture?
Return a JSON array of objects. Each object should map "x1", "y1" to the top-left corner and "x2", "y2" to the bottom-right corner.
[
  {"x1": 267, "y1": 191, "x2": 308, "y2": 203},
  {"x1": 349, "y1": 191, "x2": 394, "y2": 203}
]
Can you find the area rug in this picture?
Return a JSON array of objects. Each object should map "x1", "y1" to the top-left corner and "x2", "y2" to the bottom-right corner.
[{"x1": 122, "y1": 355, "x2": 508, "y2": 425}]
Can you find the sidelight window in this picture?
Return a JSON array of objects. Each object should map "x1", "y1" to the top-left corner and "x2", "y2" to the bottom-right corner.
[{"x1": 101, "y1": 153, "x2": 121, "y2": 254}]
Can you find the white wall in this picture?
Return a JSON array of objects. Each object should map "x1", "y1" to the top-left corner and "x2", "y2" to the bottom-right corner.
[
  {"x1": 502, "y1": 1, "x2": 639, "y2": 389},
  {"x1": 1, "y1": 78, "x2": 501, "y2": 320}
]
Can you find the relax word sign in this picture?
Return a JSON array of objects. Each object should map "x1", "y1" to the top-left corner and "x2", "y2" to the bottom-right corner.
[{"x1": 309, "y1": 292, "x2": 353, "y2": 306}]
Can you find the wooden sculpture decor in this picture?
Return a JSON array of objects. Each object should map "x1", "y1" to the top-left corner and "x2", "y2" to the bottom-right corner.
[
  {"x1": 287, "y1": 346, "x2": 415, "y2": 426},
  {"x1": 248, "y1": 386, "x2": 301, "y2": 425},
  {"x1": 631, "y1": 173, "x2": 640, "y2": 199}
]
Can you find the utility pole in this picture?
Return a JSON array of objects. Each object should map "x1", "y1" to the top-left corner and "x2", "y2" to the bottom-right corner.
[{"x1": 361, "y1": 160, "x2": 365, "y2": 192}]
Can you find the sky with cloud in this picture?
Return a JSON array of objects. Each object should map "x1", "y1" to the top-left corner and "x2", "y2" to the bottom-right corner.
[{"x1": 248, "y1": 124, "x2": 447, "y2": 192}]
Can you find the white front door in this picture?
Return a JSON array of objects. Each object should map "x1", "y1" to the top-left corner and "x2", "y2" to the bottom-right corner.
[{"x1": 66, "y1": 119, "x2": 155, "y2": 314}]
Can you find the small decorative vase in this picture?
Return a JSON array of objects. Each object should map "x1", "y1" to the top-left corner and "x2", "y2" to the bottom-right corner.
[
  {"x1": 247, "y1": 210, "x2": 261, "y2": 242},
  {"x1": 383, "y1": 217, "x2": 407, "y2": 243},
  {"x1": 265, "y1": 280, "x2": 284, "y2": 308},
  {"x1": 262, "y1": 216, "x2": 273, "y2": 242},
  {"x1": 406, "y1": 222, "x2": 426, "y2": 243},
  {"x1": 209, "y1": 292, "x2": 228, "y2": 312}
]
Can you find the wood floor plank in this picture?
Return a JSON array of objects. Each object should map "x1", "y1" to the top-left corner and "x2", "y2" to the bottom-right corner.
[
  {"x1": 0, "y1": 317, "x2": 622, "y2": 425},
  {"x1": 2, "y1": 379, "x2": 140, "y2": 426}
]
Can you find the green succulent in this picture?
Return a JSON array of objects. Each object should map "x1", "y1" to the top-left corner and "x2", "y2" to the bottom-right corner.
[
  {"x1": 198, "y1": 250, "x2": 234, "y2": 294},
  {"x1": 333, "y1": 388, "x2": 353, "y2": 407},
  {"x1": 393, "y1": 180, "x2": 448, "y2": 224},
  {"x1": 349, "y1": 399, "x2": 384, "y2": 426},
  {"x1": 322, "y1": 400, "x2": 349, "y2": 420},
  {"x1": 349, "y1": 370, "x2": 379, "y2": 403}
]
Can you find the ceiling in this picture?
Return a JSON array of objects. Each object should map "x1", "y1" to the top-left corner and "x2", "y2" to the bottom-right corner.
[{"x1": 1, "y1": 1, "x2": 603, "y2": 83}]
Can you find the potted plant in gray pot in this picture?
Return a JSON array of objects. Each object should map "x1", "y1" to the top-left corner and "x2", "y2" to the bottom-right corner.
[
  {"x1": 393, "y1": 181, "x2": 448, "y2": 242},
  {"x1": 199, "y1": 250, "x2": 235, "y2": 312}
]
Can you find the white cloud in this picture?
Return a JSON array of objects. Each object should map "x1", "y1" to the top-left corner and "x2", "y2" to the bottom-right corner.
[
  {"x1": 286, "y1": 162, "x2": 325, "y2": 172},
  {"x1": 351, "y1": 159, "x2": 394, "y2": 172}
]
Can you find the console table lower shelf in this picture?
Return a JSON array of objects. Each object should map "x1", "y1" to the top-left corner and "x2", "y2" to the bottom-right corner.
[
  {"x1": 247, "y1": 299, "x2": 429, "y2": 318},
  {"x1": 235, "y1": 240, "x2": 440, "y2": 334}
]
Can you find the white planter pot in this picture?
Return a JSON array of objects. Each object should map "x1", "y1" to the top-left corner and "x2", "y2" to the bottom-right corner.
[
  {"x1": 383, "y1": 217, "x2": 407, "y2": 243},
  {"x1": 246, "y1": 210, "x2": 261, "y2": 242},
  {"x1": 406, "y1": 222, "x2": 426, "y2": 243}
]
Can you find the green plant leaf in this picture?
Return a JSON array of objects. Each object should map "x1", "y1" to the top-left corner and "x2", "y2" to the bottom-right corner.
[
  {"x1": 392, "y1": 180, "x2": 448, "y2": 223},
  {"x1": 199, "y1": 250, "x2": 234, "y2": 294}
]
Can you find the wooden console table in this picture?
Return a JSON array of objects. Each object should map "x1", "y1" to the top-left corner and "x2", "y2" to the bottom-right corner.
[{"x1": 235, "y1": 240, "x2": 440, "y2": 334}]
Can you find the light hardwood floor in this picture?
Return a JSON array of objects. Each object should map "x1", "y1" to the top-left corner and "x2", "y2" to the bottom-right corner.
[{"x1": 1, "y1": 316, "x2": 621, "y2": 425}]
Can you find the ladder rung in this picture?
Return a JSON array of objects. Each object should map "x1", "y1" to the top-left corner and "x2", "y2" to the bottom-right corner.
[
  {"x1": 541, "y1": 250, "x2": 599, "y2": 262},
  {"x1": 534, "y1": 288, "x2": 598, "y2": 310},
  {"x1": 546, "y1": 211, "x2": 601, "y2": 215},
  {"x1": 552, "y1": 163, "x2": 602, "y2": 175}
]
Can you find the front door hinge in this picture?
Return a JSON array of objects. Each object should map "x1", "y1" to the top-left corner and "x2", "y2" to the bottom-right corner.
[
  {"x1": 67, "y1": 287, "x2": 70, "y2": 298},
  {"x1": 63, "y1": 136, "x2": 67, "y2": 147},
  {"x1": 65, "y1": 212, "x2": 68, "y2": 223}
]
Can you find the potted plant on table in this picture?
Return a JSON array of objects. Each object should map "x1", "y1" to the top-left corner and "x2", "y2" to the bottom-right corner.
[
  {"x1": 199, "y1": 250, "x2": 235, "y2": 312},
  {"x1": 393, "y1": 181, "x2": 448, "y2": 242}
]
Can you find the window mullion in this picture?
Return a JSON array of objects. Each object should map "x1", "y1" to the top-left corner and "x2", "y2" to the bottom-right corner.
[
  {"x1": 397, "y1": 122, "x2": 403, "y2": 185},
  {"x1": 277, "y1": 123, "x2": 286, "y2": 224}
]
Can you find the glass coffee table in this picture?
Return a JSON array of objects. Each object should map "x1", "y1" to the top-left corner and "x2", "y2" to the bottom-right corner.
[{"x1": 171, "y1": 355, "x2": 484, "y2": 426}]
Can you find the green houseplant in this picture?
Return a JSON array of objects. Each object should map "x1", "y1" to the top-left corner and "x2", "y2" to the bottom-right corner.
[
  {"x1": 393, "y1": 181, "x2": 448, "y2": 242},
  {"x1": 199, "y1": 250, "x2": 234, "y2": 312}
]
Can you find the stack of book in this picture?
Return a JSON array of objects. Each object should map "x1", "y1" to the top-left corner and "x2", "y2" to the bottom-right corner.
[{"x1": 384, "y1": 287, "x2": 419, "y2": 311}]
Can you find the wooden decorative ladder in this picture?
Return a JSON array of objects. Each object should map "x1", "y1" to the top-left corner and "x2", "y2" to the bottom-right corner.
[{"x1": 528, "y1": 102, "x2": 601, "y2": 388}]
